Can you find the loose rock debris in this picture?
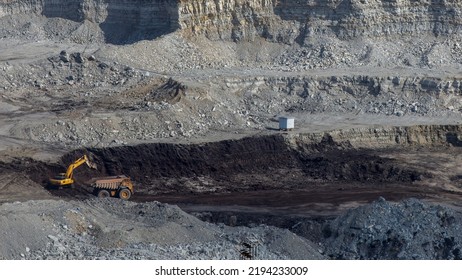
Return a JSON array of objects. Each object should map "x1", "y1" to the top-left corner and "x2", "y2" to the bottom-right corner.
[
  {"x1": 0, "y1": 199, "x2": 323, "y2": 260},
  {"x1": 324, "y1": 198, "x2": 462, "y2": 260}
]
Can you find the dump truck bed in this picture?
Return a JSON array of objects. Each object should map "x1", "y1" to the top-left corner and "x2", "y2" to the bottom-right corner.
[{"x1": 91, "y1": 175, "x2": 132, "y2": 190}]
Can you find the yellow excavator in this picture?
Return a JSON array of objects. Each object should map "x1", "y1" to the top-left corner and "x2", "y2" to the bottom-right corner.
[
  {"x1": 49, "y1": 154, "x2": 97, "y2": 187},
  {"x1": 49, "y1": 154, "x2": 135, "y2": 200}
]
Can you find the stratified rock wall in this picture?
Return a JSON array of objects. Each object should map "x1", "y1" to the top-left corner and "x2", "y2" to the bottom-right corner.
[
  {"x1": 1, "y1": 0, "x2": 462, "y2": 43},
  {"x1": 178, "y1": 0, "x2": 299, "y2": 43},
  {"x1": 277, "y1": 0, "x2": 462, "y2": 41},
  {"x1": 179, "y1": 0, "x2": 462, "y2": 42}
]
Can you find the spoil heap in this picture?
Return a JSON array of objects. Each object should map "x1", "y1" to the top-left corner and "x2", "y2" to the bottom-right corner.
[{"x1": 324, "y1": 198, "x2": 462, "y2": 260}]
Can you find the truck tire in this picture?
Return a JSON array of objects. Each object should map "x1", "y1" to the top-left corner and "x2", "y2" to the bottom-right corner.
[
  {"x1": 97, "y1": 189, "x2": 110, "y2": 198},
  {"x1": 118, "y1": 188, "x2": 131, "y2": 200}
]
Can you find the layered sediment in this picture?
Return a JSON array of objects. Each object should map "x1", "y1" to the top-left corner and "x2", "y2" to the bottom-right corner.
[{"x1": 1, "y1": 0, "x2": 462, "y2": 43}]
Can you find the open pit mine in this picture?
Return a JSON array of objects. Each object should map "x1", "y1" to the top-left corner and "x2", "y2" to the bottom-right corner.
[{"x1": 0, "y1": 0, "x2": 462, "y2": 260}]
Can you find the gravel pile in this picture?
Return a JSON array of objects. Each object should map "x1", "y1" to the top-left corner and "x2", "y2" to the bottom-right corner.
[
  {"x1": 0, "y1": 13, "x2": 103, "y2": 43},
  {"x1": 0, "y1": 50, "x2": 144, "y2": 91},
  {"x1": 6, "y1": 196, "x2": 462, "y2": 260},
  {"x1": 323, "y1": 198, "x2": 462, "y2": 260},
  {"x1": 273, "y1": 36, "x2": 462, "y2": 71},
  {"x1": 0, "y1": 198, "x2": 323, "y2": 260}
]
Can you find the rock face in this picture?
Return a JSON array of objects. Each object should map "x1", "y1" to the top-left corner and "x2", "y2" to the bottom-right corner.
[
  {"x1": 1, "y1": 0, "x2": 462, "y2": 44},
  {"x1": 274, "y1": 0, "x2": 462, "y2": 41},
  {"x1": 96, "y1": 0, "x2": 179, "y2": 44},
  {"x1": 177, "y1": 0, "x2": 462, "y2": 43},
  {"x1": 178, "y1": 0, "x2": 299, "y2": 43},
  {"x1": 0, "y1": 0, "x2": 180, "y2": 43}
]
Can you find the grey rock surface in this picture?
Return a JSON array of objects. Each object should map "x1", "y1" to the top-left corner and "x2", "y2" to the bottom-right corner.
[
  {"x1": 0, "y1": 198, "x2": 324, "y2": 260},
  {"x1": 323, "y1": 198, "x2": 462, "y2": 260}
]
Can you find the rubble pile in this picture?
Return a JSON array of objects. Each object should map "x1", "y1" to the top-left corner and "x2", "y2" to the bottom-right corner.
[
  {"x1": 323, "y1": 198, "x2": 462, "y2": 260},
  {"x1": 0, "y1": 198, "x2": 323, "y2": 260}
]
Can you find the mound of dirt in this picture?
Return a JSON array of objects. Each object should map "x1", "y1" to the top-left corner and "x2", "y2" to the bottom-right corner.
[
  {"x1": 0, "y1": 198, "x2": 323, "y2": 260},
  {"x1": 323, "y1": 198, "x2": 462, "y2": 260},
  {"x1": 39, "y1": 134, "x2": 425, "y2": 197}
]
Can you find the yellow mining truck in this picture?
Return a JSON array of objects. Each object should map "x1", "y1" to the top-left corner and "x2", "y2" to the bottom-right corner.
[{"x1": 91, "y1": 175, "x2": 134, "y2": 200}]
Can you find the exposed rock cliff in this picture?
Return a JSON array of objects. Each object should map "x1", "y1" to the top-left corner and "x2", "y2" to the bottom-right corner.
[
  {"x1": 180, "y1": 0, "x2": 462, "y2": 43},
  {"x1": 275, "y1": 0, "x2": 462, "y2": 41},
  {"x1": 0, "y1": 0, "x2": 179, "y2": 43},
  {"x1": 178, "y1": 0, "x2": 299, "y2": 43},
  {"x1": 2, "y1": 0, "x2": 462, "y2": 44}
]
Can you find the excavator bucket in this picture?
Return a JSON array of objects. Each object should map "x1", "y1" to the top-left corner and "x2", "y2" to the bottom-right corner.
[{"x1": 85, "y1": 154, "x2": 98, "y2": 170}]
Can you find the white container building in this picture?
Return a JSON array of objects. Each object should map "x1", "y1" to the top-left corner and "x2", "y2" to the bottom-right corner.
[{"x1": 279, "y1": 117, "x2": 294, "y2": 130}]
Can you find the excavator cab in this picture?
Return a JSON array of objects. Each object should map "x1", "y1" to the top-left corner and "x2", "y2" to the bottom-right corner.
[{"x1": 52, "y1": 173, "x2": 67, "y2": 180}]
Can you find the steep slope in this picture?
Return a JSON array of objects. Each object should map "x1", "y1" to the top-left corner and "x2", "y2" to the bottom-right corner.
[
  {"x1": 0, "y1": 198, "x2": 323, "y2": 259},
  {"x1": 2, "y1": 0, "x2": 462, "y2": 44}
]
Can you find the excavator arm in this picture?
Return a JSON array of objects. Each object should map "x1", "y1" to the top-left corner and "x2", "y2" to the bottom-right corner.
[
  {"x1": 49, "y1": 154, "x2": 96, "y2": 186},
  {"x1": 64, "y1": 155, "x2": 91, "y2": 179}
]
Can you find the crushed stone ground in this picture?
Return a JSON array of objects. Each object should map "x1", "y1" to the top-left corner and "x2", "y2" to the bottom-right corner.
[{"x1": 0, "y1": 198, "x2": 323, "y2": 260}]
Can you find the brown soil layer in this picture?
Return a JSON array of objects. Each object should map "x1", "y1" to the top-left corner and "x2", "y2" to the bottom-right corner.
[
  {"x1": 11, "y1": 133, "x2": 460, "y2": 219},
  {"x1": 58, "y1": 135, "x2": 424, "y2": 195}
]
